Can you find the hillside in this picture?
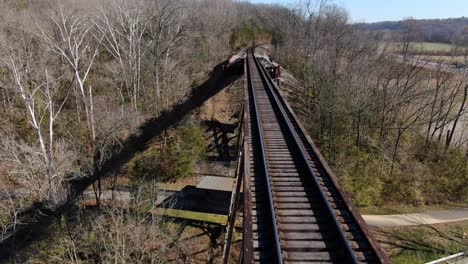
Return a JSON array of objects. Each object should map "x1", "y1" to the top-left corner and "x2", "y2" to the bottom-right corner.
[
  {"x1": 356, "y1": 17, "x2": 468, "y2": 44},
  {"x1": 0, "y1": 0, "x2": 466, "y2": 263}
]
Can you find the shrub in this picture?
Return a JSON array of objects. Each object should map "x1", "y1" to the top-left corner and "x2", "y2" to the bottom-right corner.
[
  {"x1": 425, "y1": 149, "x2": 467, "y2": 203},
  {"x1": 383, "y1": 173, "x2": 424, "y2": 206},
  {"x1": 229, "y1": 20, "x2": 272, "y2": 49},
  {"x1": 337, "y1": 146, "x2": 384, "y2": 207},
  {"x1": 127, "y1": 125, "x2": 206, "y2": 183}
]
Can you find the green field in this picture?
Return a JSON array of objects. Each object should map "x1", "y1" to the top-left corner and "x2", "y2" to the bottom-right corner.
[
  {"x1": 411, "y1": 42, "x2": 458, "y2": 52},
  {"x1": 382, "y1": 42, "x2": 467, "y2": 55}
]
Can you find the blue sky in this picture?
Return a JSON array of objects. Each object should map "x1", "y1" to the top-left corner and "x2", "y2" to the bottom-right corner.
[{"x1": 248, "y1": 0, "x2": 468, "y2": 22}]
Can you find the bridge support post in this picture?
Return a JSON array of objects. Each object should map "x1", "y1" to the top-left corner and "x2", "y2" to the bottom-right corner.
[{"x1": 222, "y1": 109, "x2": 245, "y2": 264}]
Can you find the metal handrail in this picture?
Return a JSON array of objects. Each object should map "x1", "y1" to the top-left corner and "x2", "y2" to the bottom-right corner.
[
  {"x1": 425, "y1": 251, "x2": 467, "y2": 264},
  {"x1": 222, "y1": 105, "x2": 245, "y2": 264}
]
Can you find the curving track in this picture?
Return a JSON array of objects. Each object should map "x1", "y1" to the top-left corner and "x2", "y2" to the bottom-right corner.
[{"x1": 242, "y1": 48, "x2": 390, "y2": 264}]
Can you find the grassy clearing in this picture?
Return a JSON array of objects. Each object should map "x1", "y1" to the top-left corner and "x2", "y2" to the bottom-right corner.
[
  {"x1": 426, "y1": 55, "x2": 467, "y2": 64},
  {"x1": 374, "y1": 221, "x2": 468, "y2": 263},
  {"x1": 381, "y1": 42, "x2": 467, "y2": 55},
  {"x1": 411, "y1": 42, "x2": 459, "y2": 52},
  {"x1": 360, "y1": 202, "x2": 468, "y2": 215}
]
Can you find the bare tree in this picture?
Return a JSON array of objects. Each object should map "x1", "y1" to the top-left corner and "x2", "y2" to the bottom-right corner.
[
  {"x1": 41, "y1": 5, "x2": 102, "y2": 147},
  {"x1": 95, "y1": 0, "x2": 150, "y2": 117},
  {"x1": 38, "y1": 5, "x2": 109, "y2": 207},
  {"x1": 3, "y1": 51, "x2": 73, "y2": 201},
  {"x1": 147, "y1": 0, "x2": 187, "y2": 110}
]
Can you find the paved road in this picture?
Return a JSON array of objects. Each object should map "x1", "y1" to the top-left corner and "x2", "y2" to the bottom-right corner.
[
  {"x1": 363, "y1": 208, "x2": 468, "y2": 227},
  {"x1": 390, "y1": 54, "x2": 468, "y2": 74},
  {"x1": 79, "y1": 190, "x2": 468, "y2": 228}
]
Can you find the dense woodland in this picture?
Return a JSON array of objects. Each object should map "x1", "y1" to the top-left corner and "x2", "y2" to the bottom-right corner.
[
  {"x1": 0, "y1": 0, "x2": 466, "y2": 262},
  {"x1": 0, "y1": 0, "x2": 243, "y2": 261},
  {"x1": 271, "y1": 3, "x2": 467, "y2": 206}
]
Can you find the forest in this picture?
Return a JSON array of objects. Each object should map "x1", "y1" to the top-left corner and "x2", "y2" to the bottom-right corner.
[{"x1": 0, "y1": 0, "x2": 466, "y2": 262}]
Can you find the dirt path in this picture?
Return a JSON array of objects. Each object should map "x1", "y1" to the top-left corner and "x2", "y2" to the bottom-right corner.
[{"x1": 363, "y1": 208, "x2": 468, "y2": 227}]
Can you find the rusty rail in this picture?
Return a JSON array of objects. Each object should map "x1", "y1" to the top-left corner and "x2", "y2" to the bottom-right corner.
[{"x1": 243, "y1": 47, "x2": 390, "y2": 263}]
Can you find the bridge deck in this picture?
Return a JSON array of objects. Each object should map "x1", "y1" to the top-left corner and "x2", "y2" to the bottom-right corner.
[{"x1": 242, "y1": 48, "x2": 389, "y2": 264}]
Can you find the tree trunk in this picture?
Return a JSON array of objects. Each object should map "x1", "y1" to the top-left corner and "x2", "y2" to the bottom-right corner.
[
  {"x1": 356, "y1": 111, "x2": 362, "y2": 147},
  {"x1": 390, "y1": 128, "x2": 403, "y2": 177},
  {"x1": 446, "y1": 85, "x2": 467, "y2": 150}
]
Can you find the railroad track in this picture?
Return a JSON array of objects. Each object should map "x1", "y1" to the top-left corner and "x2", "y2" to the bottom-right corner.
[{"x1": 243, "y1": 48, "x2": 389, "y2": 264}]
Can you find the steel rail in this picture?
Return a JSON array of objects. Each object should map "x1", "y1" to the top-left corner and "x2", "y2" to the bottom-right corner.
[
  {"x1": 256, "y1": 50, "x2": 390, "y2": 264},
  {"x1": 246, "y1": 48, "x2": 284, "y2": 264},
  {"x1": 251, "y1": 49, "x2": 359, "y2": 263}
]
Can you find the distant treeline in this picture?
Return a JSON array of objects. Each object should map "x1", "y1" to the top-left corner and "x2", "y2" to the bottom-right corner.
[{"x1": 356, "y1": 17, "x2": 468, "y2": 44}]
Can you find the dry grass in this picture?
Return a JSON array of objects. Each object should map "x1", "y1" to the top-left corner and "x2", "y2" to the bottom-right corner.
[
  {"x1": 382, "y1": 42, "x2": 464, "y2": 52},
  {"x1": 372, "y1": 220, "x2": 468, "y2": 263},
  {"x1": 426, "y1": 55, "x2": 467, "y2": 64}
]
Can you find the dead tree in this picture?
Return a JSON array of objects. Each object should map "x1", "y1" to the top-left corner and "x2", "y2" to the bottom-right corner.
[
  {"x1": 95, "y1": 0, "x2": 151, "y2": 117},
  {"x1": 6, "y1": 53, "x2": 71, "y2": 199},
  {"x1": 41, "y1": 5, "x2": 102, "y2": 146},
  {"x1": 41, "y1": 5, "x2": 105, "y2": 207}
]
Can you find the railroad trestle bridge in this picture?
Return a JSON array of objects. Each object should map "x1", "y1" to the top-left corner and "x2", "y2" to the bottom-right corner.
[{"x1": 223, "y1": 47, "x2": 390, "y2": 264}]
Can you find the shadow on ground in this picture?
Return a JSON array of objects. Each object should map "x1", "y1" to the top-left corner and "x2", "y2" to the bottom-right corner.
[
  {"x1": 204, "y1": 120, "x2": 238, "y2": 163},
  {"x1": 167, "y1": 220, "x2": 224, "y2": 263},
  {"x1": 0, "y1": 59, "x2": 244, "y2": 260},
  {"x1": 374, "y1": 225, "x2": 468, "y2": 259},
  {"x1": 159, "y1": 186, "x2": 232, "y2": 215}
]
